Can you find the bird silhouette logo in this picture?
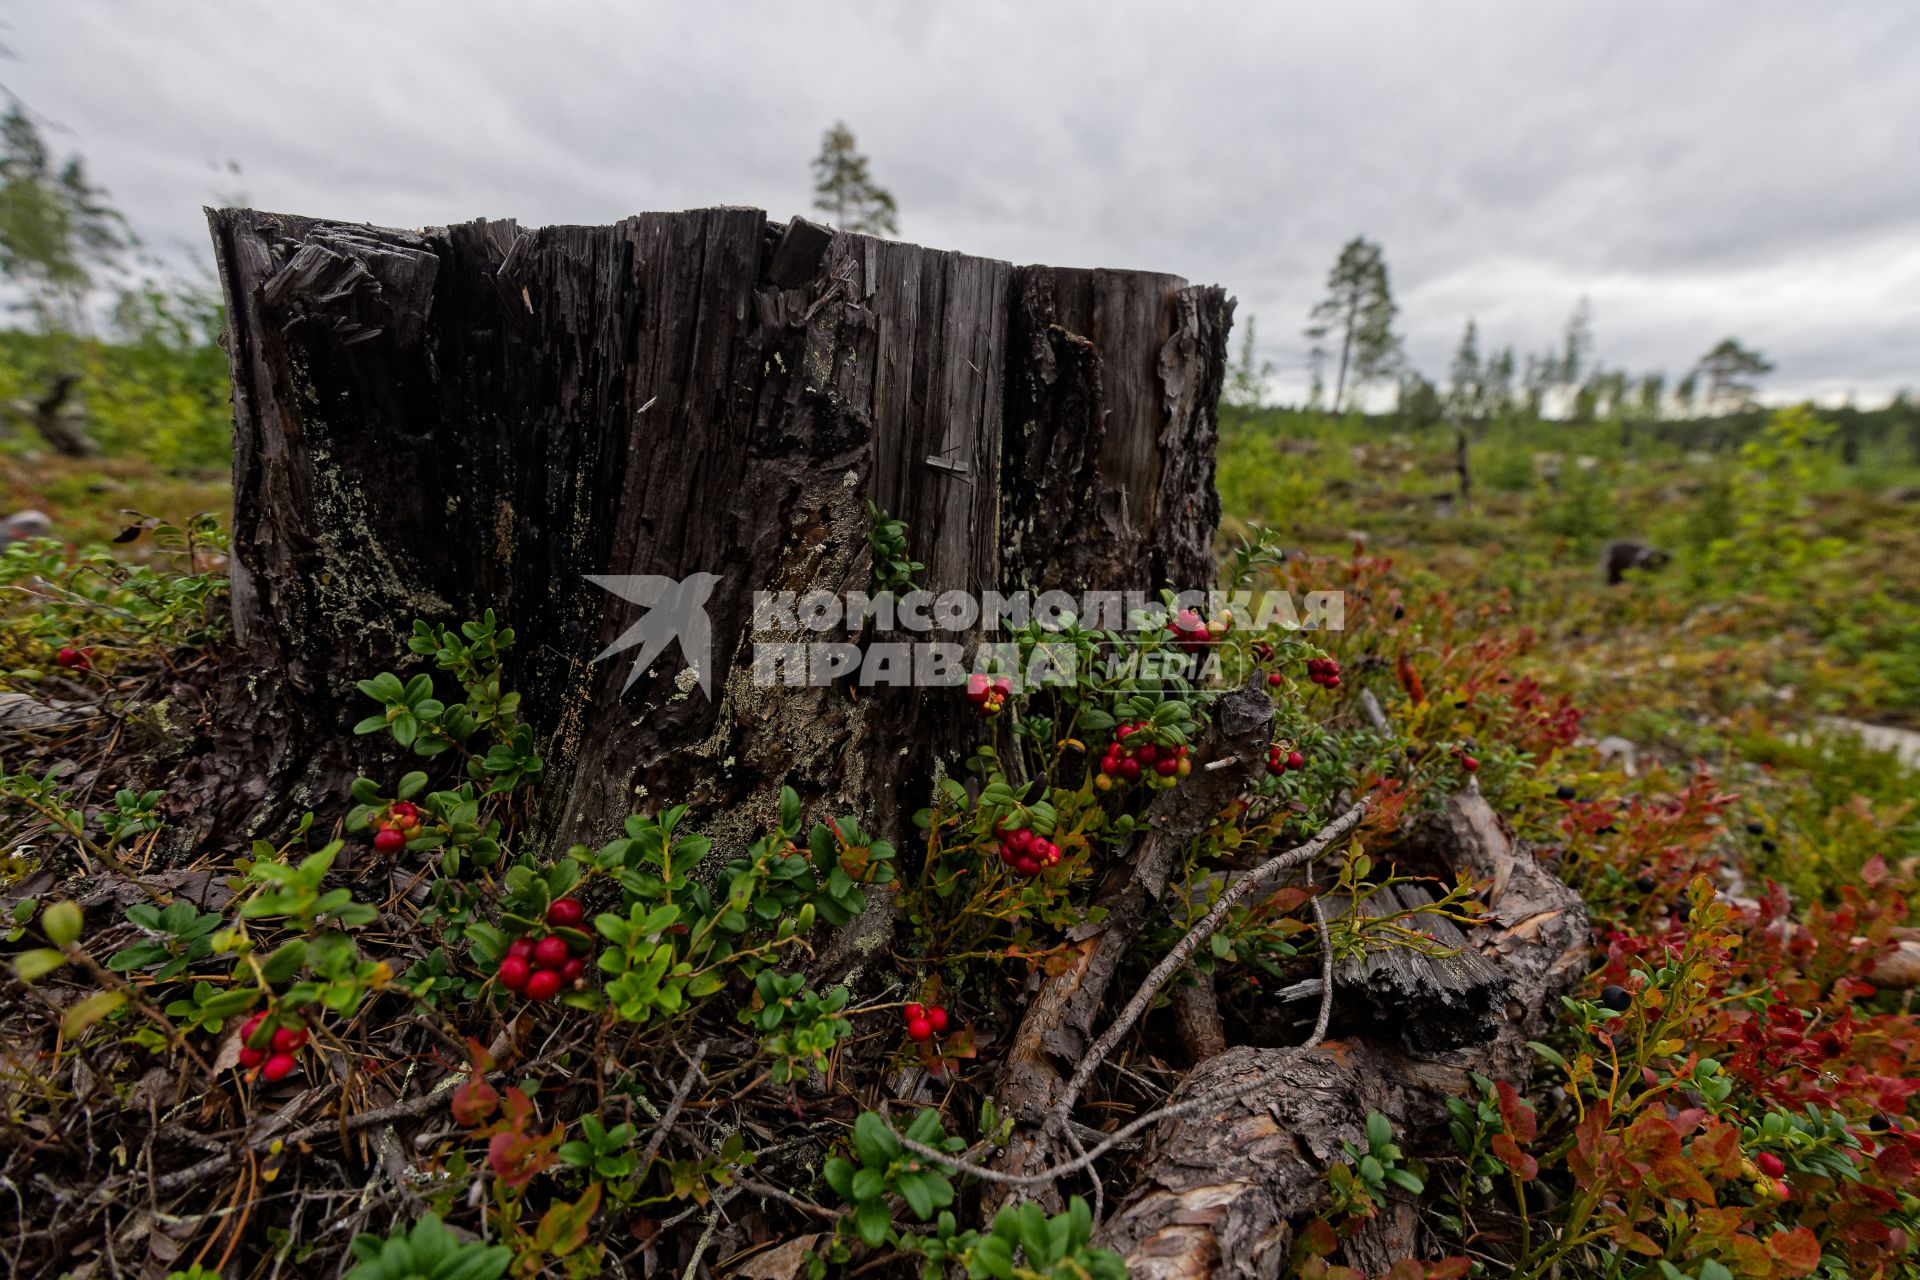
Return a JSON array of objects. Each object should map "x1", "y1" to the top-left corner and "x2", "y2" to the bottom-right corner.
[{"x1": 586, "y1": 573, "x2": 723, "y2": 697}]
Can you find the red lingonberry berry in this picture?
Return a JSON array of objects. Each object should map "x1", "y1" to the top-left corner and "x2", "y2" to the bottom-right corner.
[
  {"x1": 55, "y1": 646, "x2": 91, "y2": 670},
  {"x1": 1461, "y1": 755, "x2": 1480, "y2": 772},
  {"x1": 1015, "y1": 857, "x2": 1040, "y2": 876},
  {"x1": 906, "y1": 1016, "x2": 933, "y2": 1042},
  {"x1": 533, "y1": 936, "x2": 570, "y2": 970},
  {"x1": 1267, "y1": 671, "x2": 1283, "y2": 687},
  {"x1": 261, "y1": 1052, "x2": 297, "y2": 1082},
  {"x1": 525, "y1": 969, "x2": 562, "y2": 1002},
  {"x1": 373, "y1": 827, "x2": 407, "y2": 854},
  {"x1": 508, "y1": 937, "x2": 536, "y2": 960},
  {"x1": 1287, "y1": 751, "x2": 1305, "y2": 771},
  {"x1": 993, "y1": 677, "x2": 1012, "y2": 698},
  {"x1": 1101, "y1": 754, "x2": 1120, "y2": 775},
  {"x1": 546, "y1": 898, "x2": 585, "y2": 928},
  {"x1": 1155, "y1": 757, "x2": 1179, "y2": 776},
  {"x1": 1120, "y1": 758, "x2": 1142, "y2": 781},
  {"x1": 272, "y1": 1026, "x2": 307, "y2": 1053},
  {"x1": 1755, "y1": 1152, "x2": 1786, "y2": 1178},
  {"x1": 238, "y1": 1046, "x2": 266, "y2": 1069},
  {"x1": 498, "y1": 955, "x2": 531, "y2": 991},
  {"x1": 928, "y1": 1006, "x2": 948, "y2": 1033},
  {"x1": 389, "y1": 801, "x2": 419, "y2": 823},
  {"x1": 966, "y1": 673, "x2": 990, "y2": 703},
  {"x1": 241, "y1": 1011, "x2": 267, "y2": 1040},
  {"x1": 1326, "y1": 674, "x2": 1341, "y2": 689},
  {"x1": 560, "y1": 957, "x2": 585, "y2": 982},
  {"x1": 904, "y1": 1003, "x2": 925, "y2": 1022},
  {"x1": 1136, "y1": 743, "x2": 1158, "y2": 764}
]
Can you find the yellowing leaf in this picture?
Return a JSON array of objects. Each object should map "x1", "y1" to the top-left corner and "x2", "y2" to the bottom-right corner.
[{"x1": 62, "y1": 990, "x2": 127, "y2": 1037}]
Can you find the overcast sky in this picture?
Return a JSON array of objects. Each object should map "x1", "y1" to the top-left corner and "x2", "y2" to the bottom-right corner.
[{"x1": 11, "y1": 1, "x2": 1917, "y2": 404}]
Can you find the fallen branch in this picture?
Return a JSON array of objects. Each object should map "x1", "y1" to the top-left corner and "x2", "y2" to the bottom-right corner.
[
  {"x1": 635, "y1": 1041, "x2": 707, "y2": 1176},
  {"x1": 153, "y1": 1072, "x2": 480, "y2": 1193},
  {"x1": 887, "y1": 887, "x2": 1339, "y2": 1193},
  {"x1": 1053, "y1": 799, "x2": 1369, "y2": 1119}
]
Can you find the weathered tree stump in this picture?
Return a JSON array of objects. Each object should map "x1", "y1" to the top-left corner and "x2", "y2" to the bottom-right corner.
[{"x1": 194, "y1": 207, "x2": 1231, "y2": 853}]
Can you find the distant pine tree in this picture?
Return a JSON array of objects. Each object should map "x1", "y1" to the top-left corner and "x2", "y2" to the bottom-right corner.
[
  {"x1": 1305, "y1": 237, "x2": 1401, "y2": 410},
  {"x1": 811, "y1": 122, "x2": 899, "y2": 237}
]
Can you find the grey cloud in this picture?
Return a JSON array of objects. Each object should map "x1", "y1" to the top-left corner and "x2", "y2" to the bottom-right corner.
[{"x1": 11, "y1": 0, "x2": 1916, "y2": 400}]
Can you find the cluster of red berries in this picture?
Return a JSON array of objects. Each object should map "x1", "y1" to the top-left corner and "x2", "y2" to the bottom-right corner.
[
  {"x1": 496, "y1": 899, "x2": 591, "y2": 1002},
  {"x1": 902, "y1": 1001, "x2": 949, "y2": 1042},
  {"x1": 54, "y1": 646, "x2": 93, "y2": 671},
  {"x1": 1096, "y1": 723, "x2": 1192, "y2": 791},
  {"x1": 1305, "y1": 657, "x2": 1341, "y2": 690},
  {"x1": 1266, "y1": 745, "x2": 1307, "y2": 777},
  {"x1": 1166, "y1": 609, "x2": 1230, "y2": 655},
  {"x1": 372, "y1": 800, "x2": 424, "y2": 854},
  {"x1": 965, "y1": 673, "x2": 1013, "y2": 716},
  {"x1": 996, "y1": 826, "x2": 1061, "y2": 877},
  {"x1": 236, "y1": 1010, "x2": 307, "y2": 1082}
]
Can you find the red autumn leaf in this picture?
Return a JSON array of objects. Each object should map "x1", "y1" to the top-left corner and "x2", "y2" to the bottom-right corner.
[
  {"x1": 1491, "y1": 1133, "x2": 1539, "y2": 1181},
  {"x1": 1691, "y1": 1205, "x2": 1744, "y2": 1245},
  {"x1": 1299, "y1": 1259, "x2": 1365, "y2": 1280},
  {"x1": 464, "y1": 1035, "x2": 495, "y2": 1074},
  {"x1": 450, "y1": 1075, "x2": 500, "y2": 1126},
  {"x1": 1627, "y1": 1110, "x2": 1682, "y2": 1162},
  {"x1": 1875, "y1": 1143, "x2": 1916, "y2": 1184},
  {"x1": 1265, "y1": 886, "x2": 1312, "y2": 915},
  {"x1": 1730, "y1": 1233, "x2": 1773, "y2": 1274},
  {"x1": 1425, "y1": 1261, "x2": 1473, "y2": 1280},
  {"x1": 1494, "y1": 1080, "x2": 1537, "y2": 1144},
  {"x1": 1575, "y1": 1102, "x2": 1611, "y2": 1162},
  {"x1": 1612, "y1": 1226, "x2": 1662, "y2": 1256},
  {"x1": 1689, "y1": 1121, "x2": 1745, "y2": 1179},
  {"x1": 1765, "y1": 1226, "x2": 1822, "y2": 1276},
  {"x1": 1384, "y1": 1263, "x2": 1426, "y2": 1280},
  {"x1": 1295, "y1": 1218, "x2": 1339, "y2": 1259},
  {"x1": 1652, "y1": 1154, "x2": 1716, "y2": 1204},
  {"x1": 488, "y1": 1125, "x2": 561, "y2": 1189}
]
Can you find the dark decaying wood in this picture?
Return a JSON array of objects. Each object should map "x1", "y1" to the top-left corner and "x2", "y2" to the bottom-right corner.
[
  {"x1": 1326, "y1": 881, "x2": 1510, "y2": 1053},
  {"x1": 1098, "y1": 789, "x2": 1588, "y2": 1279},
  {"x1": 191, "y1": 207, "x2": 1232, "y2": 858}
]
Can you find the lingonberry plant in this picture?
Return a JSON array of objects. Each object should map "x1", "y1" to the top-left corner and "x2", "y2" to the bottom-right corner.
[
  {"x1": 0, "y1": 512, "x2": 228, "y2": 680},
  {"x1": 9, "y1": 455, "x2": 1920, "y2": 1280}
]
